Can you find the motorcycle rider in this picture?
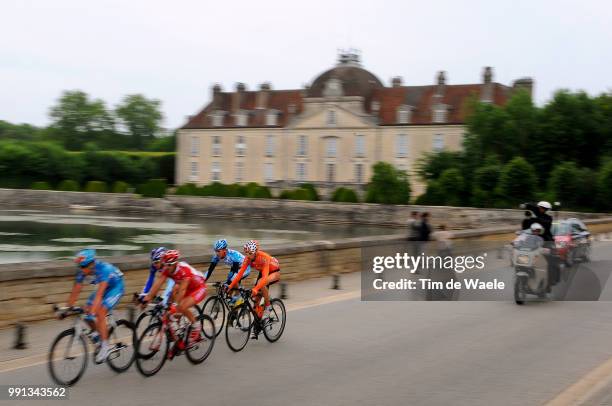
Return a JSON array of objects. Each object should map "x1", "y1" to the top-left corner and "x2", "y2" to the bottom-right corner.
[{"x1": 520, "y1": 201, "x2": 558, "y2": 290}]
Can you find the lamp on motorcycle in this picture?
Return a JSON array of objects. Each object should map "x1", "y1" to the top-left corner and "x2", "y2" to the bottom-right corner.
[
  {"x1": 555, "y1": 241, "x2": 567, "y2": 249},
  {"x1": 516, "y1": 254, "x2": 531, "y2": 265}
]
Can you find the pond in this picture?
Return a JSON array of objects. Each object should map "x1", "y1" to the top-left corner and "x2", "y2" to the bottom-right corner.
[{"x1": 0, "y1": 208, "x2": 395, "y2": 264}]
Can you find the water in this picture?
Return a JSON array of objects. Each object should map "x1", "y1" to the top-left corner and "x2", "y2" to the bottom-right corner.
[{"x1": 0, "y1": 208, "x2": 394, "y2": 264}]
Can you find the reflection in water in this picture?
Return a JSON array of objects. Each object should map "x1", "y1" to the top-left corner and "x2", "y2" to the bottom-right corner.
[{"x1": 0, "y1": 208, "x2": 393, "y2": 264}]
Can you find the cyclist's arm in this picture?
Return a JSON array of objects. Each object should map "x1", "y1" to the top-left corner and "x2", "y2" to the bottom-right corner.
[
  {"x1": 90, "y1": 281, "x2": 108, "y2": 314},
  {"x1": 205, "y1": 259, "x2": 218, "y2": 281},
  {"x1": 144, "y1": 274, "x2": 168, "y2": 302},
  {"x1": 252, "y1": 259, "x2": 270, "y2": 294},
  {"x1": 226, "y1": 262, "x2": 241, "y2": 284},
  {"x1": 142, "y1": 266, "x2": 157, "y2": 294},
  {"x1": 161, "y1": 279, "x2": 175, "y2": 305},
  {"x1": 67, "y1": 282, "x2": 82, "y2": 307},
  {"x1": 174, "y1": 278, "x2": 189, "y2": 303},
  {"x1": 228, "y1": 260, "x2": 249, "y2": 290}
]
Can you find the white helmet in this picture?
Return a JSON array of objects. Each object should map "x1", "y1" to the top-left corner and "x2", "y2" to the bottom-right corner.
[
  {"x1": 530, "y1": 223, "x2": 544, "y2": 233},
  {"x1": 537, "y1": 201, "x2": 552, "y2": 210}
]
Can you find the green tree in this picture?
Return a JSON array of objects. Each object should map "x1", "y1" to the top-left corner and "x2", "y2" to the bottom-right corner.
[
  {"x1": 49, "y1": 90, "x2": 115, "y2": 150},
  {"x1": 496, "y1": 157, "x2": 537, "y2": 206},
  {"x1": 471, "y1": 164, "x2": 501, "y2": 207},
  {"x1": 331, "y1": 187, "x2": 359, "y2": 203},
  {"x1": 548, "y1": 162, "x2": 583, "y2": 209},
  {"x1": 116, "y1": 94, "x2": 163, "y2": 150},
  {"x1": 437, "y1": 168, "x2": 464, "y2": 206},
  {"x1": 366, "y1": 162, "x2": 411, "y2": 204}
]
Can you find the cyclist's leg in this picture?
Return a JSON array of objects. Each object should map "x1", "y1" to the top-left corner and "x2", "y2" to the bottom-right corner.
[
  {"x1": 84, "y1": 292, "x2": 97, "y2": 330},
  {"x1": 177, "y1": 285, "x2": 206, "y2": 324},
  {"x1": 261, "y1": 271, "x2": 280, "y2": 307},
  {"x1": 97, "y1": 284, "x2": 124, "y2": 340}
]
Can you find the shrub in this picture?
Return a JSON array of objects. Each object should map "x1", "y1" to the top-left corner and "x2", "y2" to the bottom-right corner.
[
  {"x1": 365, "y1": 162, "x2": 411, "y2": 204},
  {"x1": 31, "y1": 181, "x2": 52, "y2": 190},
  {"x1": 137, "y1": 179, "x2": 167, "y2": 198},
  {"x1": 84, "y1": 181, "x2": 108, "y2": 193},
  {"x1": 279, "y1": 185, "x2": 319, "y2": 200},
  {"x1": 298, "y1": 183, "x2": 319, "y2": 201},
  {"x1": 174, "y1": 183, "x2": 199, "y2": 196},
  {"x1": 111, "y1": 181, "x2": 130, "y2": 193},
  {"x1": 496, "y1": 157, "x2": 537, "y2": 205},
  {"x1": 57, "y1": 180, "x2": 80, "y2": 191},
  {"x1": 331, "y1": 187, "x2": 359, "y2": 203},
  {"x1": 251, "y1": 185, "x2": 272, "y2": 199}
]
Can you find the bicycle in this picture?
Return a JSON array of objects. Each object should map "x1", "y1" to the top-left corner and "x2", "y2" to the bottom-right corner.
[
  {"x1": 135, "y1": 303, "x2": 216, "y2": 377},
  {"x1": 225, "y1": 288, "x2": 286, "y2": 352},
  {"x1": 201, "y1": 282, "x2": 239, "y2": 337},
  {"x1": 48, "y1": 305, "x2": 136, "y2": 386},
  {"x1": 133, "y1": 292, "x2": 205, "y2": 337}
]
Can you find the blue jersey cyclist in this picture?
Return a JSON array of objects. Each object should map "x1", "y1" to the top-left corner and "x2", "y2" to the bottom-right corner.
[
  {"x1": 65, "y1": 249, "x2": 125, "y2": 364},
  {"x1": 140, "y1": 247, "x2": 175, "y2": 305},
  {"x1": 205, "y1": 239, "x2": 251, "y2": 305}
]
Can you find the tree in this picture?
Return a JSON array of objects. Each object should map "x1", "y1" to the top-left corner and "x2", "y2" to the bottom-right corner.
[
  {"x1": 496, "y1": 157, "x2": 537, "y2": 206},
  {"x1": 548, "y1": 162, "x2": 583, "y2": 209},
  {"x1": 49, "y1": 90, "x2": 115, "y2": 150},
  {"x1": 471, "y1": 164, "x2": 501, "y2": 207},
  {"x1": 116, "y1": 94, "x2": 163, "y2": 150},
  {"x1": 417, "y1": 151, "x2": 462, "y2": 181},
  {"x1": 365, "y1": 162, "x2": 411, "y2": 204},
  {"x1": 438, "y1": 168, "x2": 464, "y2": 206}
]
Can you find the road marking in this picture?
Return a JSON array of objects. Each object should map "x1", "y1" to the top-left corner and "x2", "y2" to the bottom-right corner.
[
  {"x1": 0, "y1": 290, "x2": 360, "y2": 374},
  {"x1": 544, "y1": 355, "x2": 612, "y2": 406}
]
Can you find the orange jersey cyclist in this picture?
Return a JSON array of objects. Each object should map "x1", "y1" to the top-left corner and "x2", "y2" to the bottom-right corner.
[
  {"x1": 142, "y1": 249, "x2": 207, "y2": 344},
  {"x1": 228, "y1": 240, "x2": 280, "y2": 322}
]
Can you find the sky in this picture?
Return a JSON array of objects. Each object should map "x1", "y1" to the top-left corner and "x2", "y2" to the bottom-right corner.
[{"x1": 1, "y1": 0, "x2": 611, "y2": 130}]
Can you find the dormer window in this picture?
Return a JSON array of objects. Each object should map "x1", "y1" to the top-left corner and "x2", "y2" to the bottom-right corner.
[
  {"x1": 211, "y1": 111, "x2": 224, "y2": 127},
  {"x1": 327, "y1": 110, "x2": 336, "y2": 127},
  {"x1": 432, "y1": 105, "x2": 447, "y2": 124},
  {"x1": 266, "y1": 111, "x2": 277, "y2": 126},
  {"x1": 397, "y1": 105, "x2": 411, "y2": 124},
  {"x1": 235, "y1": 111, "x2": 248, "y2": 127}
]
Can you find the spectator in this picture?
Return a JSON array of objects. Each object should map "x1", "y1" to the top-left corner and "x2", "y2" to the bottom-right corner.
[
  {"x1": 419, "y1": 212, "x2": 432, "y2": 242},
  {"x1": 434, "y1": 224, "x2": 453, "y2": 257},
  {"x1": 407, "y1": 211, "x2": 420, "y2": 241}
]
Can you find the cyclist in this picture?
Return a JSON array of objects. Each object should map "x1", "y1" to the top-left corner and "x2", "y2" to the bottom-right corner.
[
  {"x1": 205, "y1": 239, "x2": 251, "y2": 307},
  {"x1": 228, "y1": 240, "x2": 280, "y2": 322},
  {"x1": 65, "y1": 248, "x2": 125, "y2": 363},
  {"x1": 141, "y1": 249, "x2": 206, "y2": 344},
  {"x1": 140, "y1": 247, "x2": 175, "y2": 305}
]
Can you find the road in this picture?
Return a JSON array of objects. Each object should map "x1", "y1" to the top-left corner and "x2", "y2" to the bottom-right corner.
[{"x1": 3, "y1": 242, "x2": 612, "y2": 405}]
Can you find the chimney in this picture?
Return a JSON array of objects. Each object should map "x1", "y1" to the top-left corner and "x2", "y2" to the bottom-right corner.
[
  {"x1": 256, "y1": 82, "x2": 271, "y2": 109},
  {"x1": 211, "y1": 83, "x2": 222, "y2": 109},
  {"x1": 481, "y1": 67, "x2": 494, "y2": 102},
  {"x1": 391, "y1": 76, "x2": 403, "y2": 88},
  {"x1": 512, "y1": 77, "x2": 534, "y2": 98},
  {"x1": 233, "y1": 82, "x2": 246, "y2": 113},
  {"x1": 435, "y1": 71, "x2": 446, "y2": 96}
]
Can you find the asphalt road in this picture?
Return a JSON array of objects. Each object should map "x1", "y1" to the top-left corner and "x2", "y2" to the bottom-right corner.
[{"x1": 3, "y1": 242, "x2": 612, "y2": 406}]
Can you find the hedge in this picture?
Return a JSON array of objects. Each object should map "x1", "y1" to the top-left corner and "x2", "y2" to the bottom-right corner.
[
  {"x1": 137, "y1": 179, "x2": 167, "y2": 198},
  {"x1": 31, "y1": 181, "x2": 52, "y2": 190},
  {"x1": 84, "y1": 181, "x2": 107, "y2": 193},
  {"x1": 57, "y1": 179, "x2": 80, "y2": 191},
  {"x1": 331, "y1": 187, "x2": 359, "y2": 203}
]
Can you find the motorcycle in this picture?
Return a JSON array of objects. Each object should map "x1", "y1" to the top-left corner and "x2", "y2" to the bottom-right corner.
[{"x1": 512, "y1": 232, "x2": 553, "y2": 305}]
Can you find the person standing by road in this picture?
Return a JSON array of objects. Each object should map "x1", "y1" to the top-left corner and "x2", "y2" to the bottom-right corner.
[
  {"x1": 419, "y1": 212, "x2": 432, "y2": 243},
  {"x1": 407, "y1": 211, "x2": 420, "y2": 241}
]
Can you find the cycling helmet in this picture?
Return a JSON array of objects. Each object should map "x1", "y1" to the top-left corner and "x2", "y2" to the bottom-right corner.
[
  {"x1": 161, "y1": 249, "x2": 180, "y2": 265},
  {"x1": 537, "y1": 201, "x2": 552, "y2": 210},
  {"x1": 75, "y1": 248, "x2": 96, "y2": 267},
  {"x1": 214, "y1": 239, "x2": 228, "y2": 251},
  {"x1": 243, "y1": 240, "x2": 259, "y2": 255},
  {"x1": 150, "y1": 246, "x2": 167, "y2": 262},
  {"x1": 530, "y1": 223, "x2": 544, "y2": 233}
]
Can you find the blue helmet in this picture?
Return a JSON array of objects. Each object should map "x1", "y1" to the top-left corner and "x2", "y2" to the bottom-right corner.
[
  {"x1": 75, "y1": 248, "x2": 96, "y2": 267},
  {"x1": 214, "y1": 239, "x2": 228, "y2": 251},
  {"x1": 150, "y1": 246, "x2": 167, "y2": 262}
]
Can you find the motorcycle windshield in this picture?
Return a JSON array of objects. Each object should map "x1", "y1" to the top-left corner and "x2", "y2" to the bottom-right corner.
[{"x1": 515, "y1": 234, "x2": 545, "y2": 250}]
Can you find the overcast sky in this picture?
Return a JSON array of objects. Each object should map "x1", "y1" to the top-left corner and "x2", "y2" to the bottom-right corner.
[{"x1": 1, "y1": 0, "x2": 610, "y2": 130}]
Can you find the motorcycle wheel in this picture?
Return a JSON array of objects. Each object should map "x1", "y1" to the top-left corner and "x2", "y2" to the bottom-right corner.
[{"x1": 514, "y1": 277, "x2": 526, "y2": 305}]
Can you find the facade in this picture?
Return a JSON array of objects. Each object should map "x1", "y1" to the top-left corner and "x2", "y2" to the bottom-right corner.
[{"x1": 176, "y1": 51, "x2": 533, "y2": 195}]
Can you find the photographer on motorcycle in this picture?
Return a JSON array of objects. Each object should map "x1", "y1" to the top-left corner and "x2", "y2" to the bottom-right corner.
[{"x1": 520, "y1": 201, "x2": 558, "y2": 290}]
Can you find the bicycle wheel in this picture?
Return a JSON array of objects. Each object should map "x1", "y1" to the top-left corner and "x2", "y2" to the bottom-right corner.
[
  {"x1": 135, "y1": 322, "x2": 168, "y2": 377},
  {"x1": 225, "y1": 304, "x2": 252, "y2": 352},
  {"x1": 48, "y1": 328, "x2": 88, "y2": 386},
  {"x1": 135, "y1": 310, "x2": 157, "y2": 338},
  {"x1": 263, "y1": 298, "x2": 287, "y2": 343},
  {"x1": 201, "y1": 295, "x2": 226, "y2": 337},
  {"x1": 185, "y1": 314, "x2": 216, "y2": 364},
  {"x1": 107, "y1": 319, "x2": 136, "y2": 373}
]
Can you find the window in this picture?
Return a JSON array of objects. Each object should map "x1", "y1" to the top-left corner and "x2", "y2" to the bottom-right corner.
[
  {"x1": 326, "y1": 138, "x2": 337, "y2": 158},
  {"x1": 433, "y1": 134, "x2": 445, "y2": 151},
  {"x1": 354, "y1": 163, "x2": 364, "y2": 184},
  {"x1": 212, "y1": 136, "x2": 221, "y2": 156},
  {"x1": 355, "y1": 135, "x2": 365, "y2": 157},
  {"x1": 326, "y1": 163, "x2": 336, "y2": 183},
  {"x1": 397, "y1": 106, "x2": 411, "y2": 124},
  {"x1": 235, "y1": 112, "x2": 247, "y2": 127},
  {"x1": 212, "y1": 113, "x2": 223, "y2": 127},
  {"x1": 264, "y1": 163, "x2": 274, "y2": 182},
  {"x1": 327, "y1": 110, "x2": 336, "y2": 126},
  {"x1": 296, "y1": 162, "x2": 306, "y2": 181},
  {"x1": 235, "y1": 135, "x2": 245, "y2": 156},
  {"x1": 235, "y1": 162, "x2": 243, "y2": 182},
  {"x1": 433, "y1": 107, "x2": 447, "y2": 123},
  {"x1": 297, "y1": 135, "x2": 307, "y2": 156},
  {"x1": 266, "y1": 112, "x2": 277, "y2": 126},
  {"x1": 189, "y1": 161, "x2": 199, "y2": 180},
  {"x1": 266, "y1": 135, "x2": 275, "y2": 157},
  {"x1": 211, "y1": 162, "x2": 220, "y2": 181},
  {"x1": 396, "y1": 134, "x2": 408, "y2": 157},
  {"x1": 190, "y1": 136, "x2": 200, "y2": 157}
]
